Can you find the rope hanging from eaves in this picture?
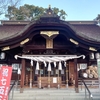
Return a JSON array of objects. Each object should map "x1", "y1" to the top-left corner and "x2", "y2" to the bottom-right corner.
[
  {"x1": 15, "y1": 55, "x2": 85, "y2": 62},
  {"x1": 15, "y1": 55, "x2": 85, "y2": 71}
]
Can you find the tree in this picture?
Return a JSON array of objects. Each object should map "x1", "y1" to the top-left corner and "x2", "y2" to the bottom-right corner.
[
  {"x1": 5, "y1": 4, "x2": 67, "y2": 21},
  {"x1": 0, "y1": 0, "x2": 20, "y2": 16},
  {"x1": 53, "y1": 7, "x2": 67, "y2": 20},
  {"x1": 95, "y1": 14, "x2": 100, "y2": 25}
]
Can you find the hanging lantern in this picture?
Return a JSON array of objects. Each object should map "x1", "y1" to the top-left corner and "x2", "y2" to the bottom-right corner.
[
  {"x1": 30, "y1": 60, "x2": 33, "y2": 66},
  {"x1": 48, "y1": 62, "x2": 51, "y2": 71},
  {"x1": 54, "y1": 62, "x2": 56, "y2": 67},
  {"x1": 89, "y1": 53, "x2": 94, "y2": 59},
  {"x1": 0, "y1": 52, "x2": 5, "y2": 59},
  {"x1": 58, "y1": 62, "x2": 62, "y2": 70},
  {"x1": 95, "y1": 53, "x2": 100, "y2": 59},
  {"x1": 36, "y1": 62, "x2": 39, "y2": 70}
]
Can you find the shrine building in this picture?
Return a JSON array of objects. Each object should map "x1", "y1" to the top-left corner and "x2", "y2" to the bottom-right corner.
[{"x1": 0, "y1": 7, "x2": 100, "y2": 92}]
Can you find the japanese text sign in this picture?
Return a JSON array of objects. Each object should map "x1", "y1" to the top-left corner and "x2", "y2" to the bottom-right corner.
[{"x1": 0, "y1": 66, "x2": 12, "y2": 100}]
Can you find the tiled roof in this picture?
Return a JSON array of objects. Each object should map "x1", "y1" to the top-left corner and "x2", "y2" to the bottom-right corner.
[
  {"x1": 0, "y1": 20, "x2": 100, "y2": 43},
  {"x1": 0, "y1": 25, "x2": 25, "y2": 41},
  {"x1": 72, "y1": 24, "x2": 100, "y2": 42}
]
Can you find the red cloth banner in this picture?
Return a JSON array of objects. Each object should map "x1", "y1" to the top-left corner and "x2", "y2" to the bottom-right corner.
[{"x1": 0, "y1": 66, "x2": 12, "y2": 100}]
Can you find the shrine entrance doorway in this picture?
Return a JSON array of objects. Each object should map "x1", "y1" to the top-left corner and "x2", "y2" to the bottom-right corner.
[{"x1": 17, "y1": 54, "x2": 84, "y2": 89}]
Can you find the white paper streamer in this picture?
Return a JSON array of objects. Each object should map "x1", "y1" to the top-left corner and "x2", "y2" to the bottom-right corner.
[
  {"x1": 54, "y1": 62, "x2": 56, "y2": 67},
  {"x1": 31, "y1": 60, "x2": 33, "y2": 66},
  {"x1": 48, "y1": 62, "x2": 51, "y2": 71},
  {"x1": 17, "y1": 68, "x2": 21, "y2": 74},
  {"x1": 36, "y1": 62, "x2": 39, "y2": 70},
  {"x1": 64, "y1": 62, "x2": 66, "y2": 67},
  {"x1": 58, "y1": 62, "x2": 62, "y2": 70},
  {"x1": 44, "y1": 61, "x2": 47, "y2": 67}
]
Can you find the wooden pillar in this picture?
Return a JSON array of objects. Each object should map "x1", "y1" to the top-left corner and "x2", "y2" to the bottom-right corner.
[
  {"x1": 48, "y1": 71, "x2": 50, "y2": 88},
  {"x1": 66, "y1": 63, "x2": 68, "y2": 88},
  {"x1": 39, "y1": 70, "x2": 41, "y2": 88},
  {"x1": 74, "y1": 58, "x2": 79, "y2": 93},
  {"x1": 20, "y1": 59, "x2": 25, "y2": 93},
  {"x1": 30, "y1": 65, "x2": 32, "y2": 88},
  {"x1": 57, "y1": 70, "x2": 60, "y2": 88}
]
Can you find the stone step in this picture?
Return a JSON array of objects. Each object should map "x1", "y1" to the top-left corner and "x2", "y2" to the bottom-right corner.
[{"x1": 9, "y1": 88, "x2": 100, "y2": 100}]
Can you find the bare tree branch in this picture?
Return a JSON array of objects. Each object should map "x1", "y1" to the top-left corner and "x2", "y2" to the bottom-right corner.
[{"x1": 0, "y1": 0, "x2": 21, "y2": 15}]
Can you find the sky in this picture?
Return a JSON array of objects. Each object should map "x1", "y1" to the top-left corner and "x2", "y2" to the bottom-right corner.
[
  {"x1": 20, "y1": 0, "x2": 100, "y2": 21},
  {"x1": 1, "y1": 0, "x2": 100, "y2": 20}
]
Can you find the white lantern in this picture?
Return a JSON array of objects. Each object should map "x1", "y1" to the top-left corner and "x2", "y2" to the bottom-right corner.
[
  {"x1": 89, "y1": 53, "x2": 94, "y2": 59},
  {"x1": 0, "y1": 52, "x2": 5, "y2": 59},
  {"x1": 95, "y1": 53, "x2": 100, "y2": 59}
]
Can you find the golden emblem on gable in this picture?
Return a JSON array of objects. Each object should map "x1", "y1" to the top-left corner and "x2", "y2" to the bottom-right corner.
[{"x1": 40, "y1": 31, "x2": 59, "y2": 37}]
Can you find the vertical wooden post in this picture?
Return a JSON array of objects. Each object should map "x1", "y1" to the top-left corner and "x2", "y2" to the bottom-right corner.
[
  {"x1": 48, "y1": 71, "x2": 50, "y2": 88},
  {"x1": 66, "y1": 64, "x2": 68, "y2": 88},
  {"x1": 74, "y1": 58, "x2": 79, "y2": 93},
  {"x1": 57, "y1": 70, "x2": 60, "y2": 88},
  {"x1": 20, "y1": 59, "x2": 25, "y2": 93},
  {"x1": 39, "y1": 70, "x2": 41, "y2": 88},
  {"x1": 30, "y1": 65, "x2": 32, "y2": 88}
]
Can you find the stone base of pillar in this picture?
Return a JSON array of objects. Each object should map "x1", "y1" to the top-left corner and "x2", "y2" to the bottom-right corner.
[
  {"x1": 66, "y1": 84, "x2": 68, "y2": 89},
  {"x1": 30, "y1": 82, "x2": 32, "y2": 88},
  {"x1": 48, "y1": 85, "x2": 50, "y2": 88},
  {"x1": 39, "y1": 80, "x2": 41, "y2": 88},
  {"x1": 20, "y1": 88, "x2": 24, "y2": 93},
  {"x1": 75, "y1": 87, "x2": 79, "y2": 93},
  {"x1": 39, "y1": 83, "x2": 41, "y2": 89},
  {"x1": 58, "y1": 84, "x2": 60, "y2": 89}
]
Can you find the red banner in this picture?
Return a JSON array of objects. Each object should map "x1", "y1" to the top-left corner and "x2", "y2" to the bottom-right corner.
[{"x1": 0, "y1": 66, "x2": 12, "y2": 100}]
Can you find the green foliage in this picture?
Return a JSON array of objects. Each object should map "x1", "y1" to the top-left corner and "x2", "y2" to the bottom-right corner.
[
  {"x1": 5, "y1": 4, "x2": 67, "y2": 21},
  {"x1": 95, "y1": 14, "x2": 100, "y2": 25}
]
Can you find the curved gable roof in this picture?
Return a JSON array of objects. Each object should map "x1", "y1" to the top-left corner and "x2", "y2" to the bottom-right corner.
[
  {"x1": 73, "y1": 24, "x2": 100, "y2": 42},
  {"x1": 0, "y1": 11, "x2": 100, "y2": 53},
  {"x1": 0, "y1": 20, "x2": 99, "y2": 42}
]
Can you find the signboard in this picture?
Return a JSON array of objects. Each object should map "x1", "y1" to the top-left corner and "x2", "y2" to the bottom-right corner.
[
  {"x1": 53, "y1": 77, "x2": 57, "y2": 83},
  {"x1": 80, "y1": 63, "x2": 87, "y2": 69},
  {"x1": 0, "y1": 66, "x2": 12, "y2": 100},
  {"x1": 97, "y1": 59, "x2": 100, "y2": 89},
  {"x1": 97, "y1": 59, "x2": 100, "y2": 76}
]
